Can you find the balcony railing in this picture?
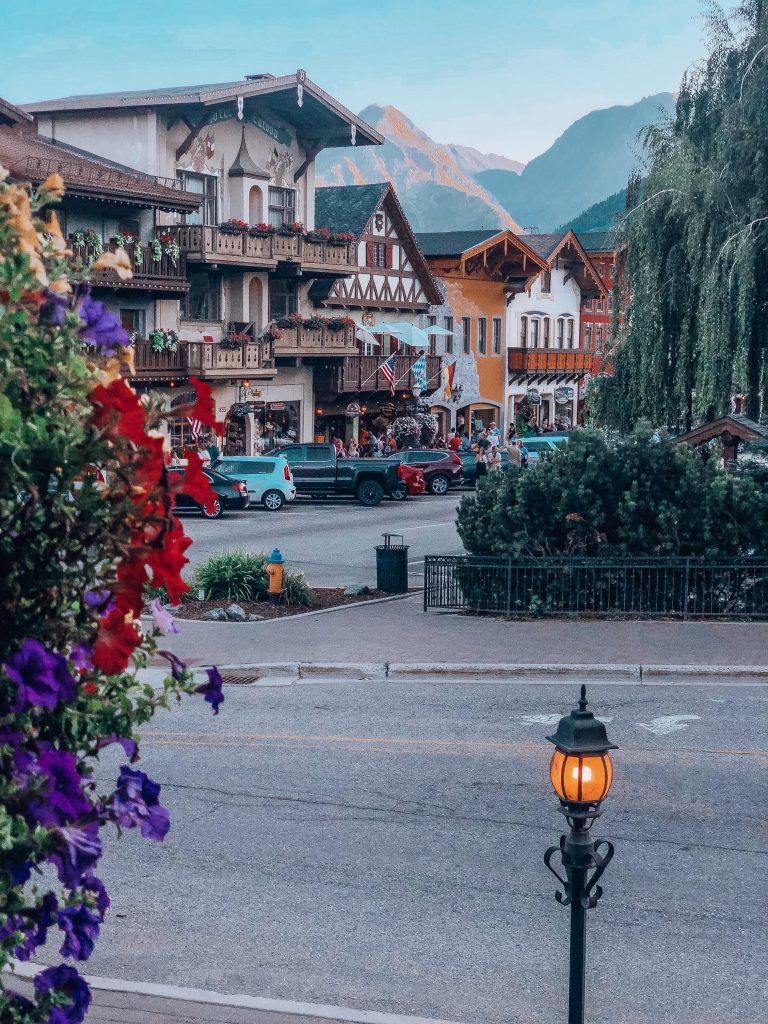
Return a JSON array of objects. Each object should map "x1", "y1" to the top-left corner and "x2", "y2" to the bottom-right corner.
[
  {"x1": 186, "y1": 339, "x2": 274, "y2": 379},
  {"x1": 315, "y1": 354, "x2": 442, "y2": 395},
  {"x1": 129, "y1": 339, "x2": 189, "y2": 380},
  {"x1": 70, "y1": 240, "x2": 189, "y2": 293},
  {"x1": 508, "y1": 348, "x2": 594, "y2": 375},
  {"x1": 164, "y1": 226, "x2": 356, "y2": 271},
  {"x1": 272, "y1": 323, "x2": 357, "y2": 357}
]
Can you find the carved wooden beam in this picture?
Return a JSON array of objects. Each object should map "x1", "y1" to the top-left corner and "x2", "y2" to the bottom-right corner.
[
  {"x1": 294, "y1": 139, "x2": 323, "y2": 182},
  {"x1": 175, "y1": 112, "x2": 212, "y2": 161}
]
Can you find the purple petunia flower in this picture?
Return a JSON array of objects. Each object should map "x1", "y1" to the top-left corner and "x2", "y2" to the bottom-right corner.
[
  {"x1": 78, "y1": 288, "x2": 129, "y2": 355},
  {"x1": 195, "y1": 666, "x2": 224, "y2": 715},
  {"x1": 69, "y1": 643, "x2": 93, "y2": 672},
  {"x1": 34, "y1": 964, "x2": 92, "y2": 1024},
  {"x1": 81, "y1": 873, "x2": 110, "y2": 918},
  {"x1": 58, "y1": 903, "x2": 101, "y2": 960},
  {"x1": 4, "y1": 638, "x2": 77, "y2": 712},
  {"x1": 110, "y1": 766, "x2": 170, "y2": 841},
  {"x1": 84, "y1": 589, "x2": 111, "y2": 609},
  {"x1": 50, "y1": 823, "x2": 102, "y2": 888},
  {"x1": 158, "y1": 649, "x2": 186, "y2": 681},
  {"x1": 28, "y1": 748, "x2": 91, "y2": 827},
  {"x1": 96, "y1": 734, "x2": 139, "y2": 762},
  {"x1": 150, "y1": 598, "x2": 179, "y2": 635},
  {"x1": 5, "y1": 891, "x2": 59, "y2": 961},
  {"x1": 39, "y1": 289, "x2": 69, "y2": 326}
]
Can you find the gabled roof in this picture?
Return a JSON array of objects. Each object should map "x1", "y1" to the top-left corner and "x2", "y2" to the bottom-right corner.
[
  {"x1": 674, "y1": 414, "x2": 768, "y2": 447},
  {"x1": 24, "y1": 72, "x2": 384, "y2": 150},
  {"x1": 0, "y1": 96, "x2": 33, "y2": 126},
  {"x1": 415, "y1": 229, "x2": 501, "y2": 258},
  {"x1": 0, "y1": 122, "x2": 201, "y2": 212},
  {"x1": 521, "y1": 230, "x2": 609, "y2": 298},
  {"x1": 315, "y1": 183, "x2": 390, "y2": 238},
  {"x1": 316, "y1": 182, "x2": 442, "y2": 306},
  {"x1": 518, "y1": 232, "x2": 566, "y2": 261},
  {"x1": 578, "y1": 230, "x2": 619, "y2": 253}
]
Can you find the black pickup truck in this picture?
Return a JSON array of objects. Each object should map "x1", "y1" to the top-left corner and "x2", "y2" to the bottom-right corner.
[{"x1": 270, "y1": 443, "x2": 400, "y2": 506}]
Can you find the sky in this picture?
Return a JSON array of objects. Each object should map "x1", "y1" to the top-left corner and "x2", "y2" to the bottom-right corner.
[{"x1": 3, "y1": 0, "x2": 710, "y2": 162}]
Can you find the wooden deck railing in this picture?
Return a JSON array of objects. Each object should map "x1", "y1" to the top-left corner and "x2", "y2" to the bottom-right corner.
[
  {"x1": 315, "y1": 354, "x2": 442, "y2": 394},
  {"x1": 508, "y1": 348, "x2": 594, "y2": 374},
  {"x1": 70, "y1": 240, "x2": 188, "y2": 292},
  {"x1": 163, "y1": 226, "x2": 356, "y2": 269}
]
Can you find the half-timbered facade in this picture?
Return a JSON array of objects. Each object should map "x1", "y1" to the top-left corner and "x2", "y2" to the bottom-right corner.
[
  {"x1": 310, "y1": 184, "x2": 443, "y2": 441},
  {"x1": 417, "y1": 230, "x2": 548, "y2": 436},
  {"x1": 24, "y1": 72, "x2": 383, "y2": 453},
  {"x1": 505, "y1": 230, "x2": 609, "y2": 429}
]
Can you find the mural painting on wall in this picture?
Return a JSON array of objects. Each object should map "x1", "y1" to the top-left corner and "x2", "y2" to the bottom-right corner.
[
  {"x1": 267, "y1": 147, "x2": 293, "y2": 187},
  {"x1": 188, "y1": 132, "x2": 215, "y2": 173},
  {"x1": 441, "y1": 354, "x2": 480, "y2": 407}
]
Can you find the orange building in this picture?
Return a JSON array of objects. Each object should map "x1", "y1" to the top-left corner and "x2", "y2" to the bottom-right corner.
[{"x1": 416, "y1": 230, "x2": 546, "y2": 436}]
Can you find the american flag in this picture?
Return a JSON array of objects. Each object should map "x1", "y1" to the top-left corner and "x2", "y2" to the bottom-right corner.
[
  {"x1": 187, "y1": 416, "x2": 202, "y2": 439},
  {"x1": 379, "y1": 354, "x2": 397, "y2": 396}
]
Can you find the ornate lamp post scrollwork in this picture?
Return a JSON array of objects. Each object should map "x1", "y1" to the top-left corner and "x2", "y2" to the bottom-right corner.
[{"x1": 544, "y1": 685, "x2": 618, "y2": 1024}]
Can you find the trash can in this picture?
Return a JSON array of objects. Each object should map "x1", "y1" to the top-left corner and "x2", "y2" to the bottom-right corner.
[{"x1": 376, "y1": 533, "x2": 409, "y2": 593}]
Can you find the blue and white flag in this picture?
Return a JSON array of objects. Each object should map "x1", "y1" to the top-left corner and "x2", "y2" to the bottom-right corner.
[{"x1": 412, "y1": 353, "x2": 427, "y2": 392}]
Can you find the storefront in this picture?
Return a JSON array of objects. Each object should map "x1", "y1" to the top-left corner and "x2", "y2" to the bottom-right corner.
[
  {"x1": 313, "y1": 394, "x2": 425, "y2": 444},
  {"x1": 225, "y1": 399, "x2": 302, "y2": 454}
]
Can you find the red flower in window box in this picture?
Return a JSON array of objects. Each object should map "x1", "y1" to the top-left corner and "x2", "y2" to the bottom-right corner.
[
  {"x1": 305, "y1": 227, "x2": 330, "y2": 242},
  {"x1": 328, "y1": 231, "x2": 356, "y2": 245},
  {"x1": 248, "y1": 223, "x2": 276, "y2": 236},
  {"x1": 219, "y1": 219, "x2": 249, "y2": 234}
]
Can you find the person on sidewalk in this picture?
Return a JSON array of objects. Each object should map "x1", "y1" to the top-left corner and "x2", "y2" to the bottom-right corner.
[
  {"x1": 475, "y1": 447, "x2": 488, "y2": 480},
  {"x1": 487, "y1": 445, "x2": 502, "y2": 472},
  {"x1": 507, "y1": 440, "x2": 522, "y2": 471}
]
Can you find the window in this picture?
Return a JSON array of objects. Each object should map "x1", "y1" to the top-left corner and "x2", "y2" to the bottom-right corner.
[
  {"x1": 567, "y1": 319, "x2": 575, "y2": 348},
  {"x1": 182, "y1": 270, "x2": 221, "y2": 320},
  {"x1": 306, "y1": 447, "x2": 331, "y2": 462},
  {"x1": 477, "y1": 317, "x2": 487, "y2": 355},
  {"x1": 597, "y1": 297, "x2": 605, "y2": 313},
  {"x1": 595, "y1": 326, "x2": 603, "y2": 346},
  {"x1": 530, "y1": 319, "x2": 540, "y2": 348},
  {"x1": 584, "y1": 325, "x2": 592, "y2": 348},
  {"x1": 492, "y1": 316, "x2": 501, "y2": 354},
  {"x1": 427, "y1": 315, "x2": 438, "y2": 354},
  {"x1": 120, "y1": 309, "x2": 145, "y2": 337},
  {"x1": 268, "y1": 187, "x2": 296, "y2": 228},
  {"x1": 556, "y1": 318, "x2": 564, "y2": 348},
  {"x1": 520, "y1": 315, "x2": 528, "y2": 347},
  {"x1": 269, "y1": 278, "x2": 298, "y2": 321},
  {"x1": 366, "y1": 241, "x2": 390, "y2": 268},
  {"x1": 462, "y1": 316, "x2": 471, "y2": 354},
  {"x1": 177, "y1": 171, "x2": 217, "y2": 225},
  {"x1": 283, "y1": 446, "x2": 306, "y2": 463},
  {"x1": 543, "y1": 318, "x2": 550, "y2": 349},
  {"x1": 597, "y1": 263, "x2": 604, "y2": 277},
  {"x1": 219, "y1": 460, "x2": 275, "y2": 476},
  {"x1": 540, "y1": 270, "x2": 552, "y2": 293},
  {"x1": 444, "y1": 316, "x2": 454, "y2": 354}
]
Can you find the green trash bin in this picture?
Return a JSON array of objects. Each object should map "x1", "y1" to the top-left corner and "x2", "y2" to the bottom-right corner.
[{"x1": 376, "y1": 533, "x2": 409, "y2": 593}]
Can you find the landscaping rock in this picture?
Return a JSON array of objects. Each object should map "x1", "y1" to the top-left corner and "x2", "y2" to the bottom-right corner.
[
  {"x1": 344, "y1": 583, "x2": 370, "y2": 596},
  {"x1": 225, "y1": 603, "x2": 248, "y2": 622},
  {"x1": 203, "y1": 607, "x2": 228, "y2": 622},
  {"x1": 247, "y1": 613, "x2": 265, "y2": 622}
]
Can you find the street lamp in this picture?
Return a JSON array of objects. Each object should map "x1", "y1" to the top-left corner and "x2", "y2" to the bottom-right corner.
[{"x1": 544, "y1": 685, "x2": 618, "y2": 1024}]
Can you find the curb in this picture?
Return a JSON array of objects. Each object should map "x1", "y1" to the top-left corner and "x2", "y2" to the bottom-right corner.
[
  {"x1": 204, "y1": 662, "x2": 768, "y2": 686},
  {"x1": 7, "y1": 962, "x2": 467, "y2": 1024}
]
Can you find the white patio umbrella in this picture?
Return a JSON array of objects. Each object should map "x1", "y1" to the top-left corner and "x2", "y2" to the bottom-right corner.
[
  {"x1": 355, "y1": 327, "x2": 381, "y2": 347},
  {"x1": 373, "y1": 322, "x2": 455, "y2": 347}
]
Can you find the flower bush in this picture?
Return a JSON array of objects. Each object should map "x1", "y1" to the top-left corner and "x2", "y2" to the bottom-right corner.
[
  {"x1": 326, "y1": 315, "x2": 355, "y2": 332},
  {"x1": 304, "y1": 227, "x2": 330, "y2": 243},
  {"x1": 148, "y1": 328, "x2": 179, "y2": 353},
  {"x1": 0, "y1": 170, "x2": 224, "y2": 1021},
  {"x1": 248, "y1": 223, "x2": 276, "y2": 237}
]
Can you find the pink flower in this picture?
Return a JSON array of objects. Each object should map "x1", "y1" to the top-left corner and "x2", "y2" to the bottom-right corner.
[{"x1": 149, "y1": 598, "x2": 179, "y2": 635}]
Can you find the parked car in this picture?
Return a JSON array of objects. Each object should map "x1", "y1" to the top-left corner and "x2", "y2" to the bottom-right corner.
[
  {"x1": 266, "y1": 443, "x2": 401, "y2": 506},
  {"x1": 519, "y1": 434, "x2": 570, "y2": 466},
  {"x1": 391, "y1": 462, "x2": 427, "y2": 499},
  {"x1": 169, "y1": 467, "x2": 249, "y2": 519},
  {"x1": 384, "y1": 449, "x2": 464, "y2": 494},
  {"x1": 213, "y1": 455, "x2": 296, "y2": 511}
]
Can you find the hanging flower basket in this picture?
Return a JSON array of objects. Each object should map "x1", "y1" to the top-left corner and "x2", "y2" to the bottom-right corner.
[
  {"x1": 262, "y1": 326, "x2": 283, "y2": 342},
  {"x1": 326, "y1": 315, "x2": 355, "y2": 332},
  {"x1": 277, "y1": 220, "x2": 305, "y2": 236}
]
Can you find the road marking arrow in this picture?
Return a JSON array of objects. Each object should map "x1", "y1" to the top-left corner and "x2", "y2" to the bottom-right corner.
[{"x1": 637, "y1": 715, "x2": 700, "y2": 736}]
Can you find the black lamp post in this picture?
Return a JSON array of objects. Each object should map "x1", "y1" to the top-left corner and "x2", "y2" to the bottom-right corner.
[{"x1": 544, "y1": 685, "x2": 618, "y2": 1024}]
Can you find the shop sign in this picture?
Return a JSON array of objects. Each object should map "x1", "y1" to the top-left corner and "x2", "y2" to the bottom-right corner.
[
  {"x1": 345, "y1": 401, "x2": 362, "y2": 418},
  {"x1": 526, "y1": 388, "x2": 541, "y2": 406},
  {"x1": 269, "y1": 402, "x2": 286, "y2": 411},
  {"x1": 241, "y1": 387, "x2": 262, "y2": 401},
  {"x1": 554, "y1": 387, "x2": 574, "y2": 404}
]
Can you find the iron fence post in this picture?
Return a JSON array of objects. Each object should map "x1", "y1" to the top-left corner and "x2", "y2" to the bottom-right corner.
[
  {"x1": 683, "y1": 557, "x2": 690, "y2": 620},
  {"x1": 506, "y1": 556, "x2": 513, "y2": 614}
]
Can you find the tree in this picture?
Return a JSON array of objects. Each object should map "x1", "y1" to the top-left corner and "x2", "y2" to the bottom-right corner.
[
  {"x1": 0, "y1": 171, "x2": 222, "y2": 1022},
  {"x1": 456, "y1": 428, "x2": 768, "y2": 557},
  {"x1": 592, "y1": 1, "x2": 768, "y2": 431}
]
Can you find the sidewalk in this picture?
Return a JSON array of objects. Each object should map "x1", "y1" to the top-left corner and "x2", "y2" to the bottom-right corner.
[{"x1": 155, "y1": 592, "x2": 768, "y2": 669}]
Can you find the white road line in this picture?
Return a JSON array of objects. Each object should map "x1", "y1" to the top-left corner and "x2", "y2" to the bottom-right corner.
[{"x1": 400, "y1": 522, "x2": 457, "y2": 531}]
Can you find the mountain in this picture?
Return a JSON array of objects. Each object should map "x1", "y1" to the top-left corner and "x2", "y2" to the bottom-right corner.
[
  {"x1": 558, "y1": 188, "x2": 628, "y2": 233},
  {"x1": 476, "y1": 93, "x2": 675, "y2": 231},
  {"x1": 315, "y1": 104, "x2": 522, "y2": 232}
]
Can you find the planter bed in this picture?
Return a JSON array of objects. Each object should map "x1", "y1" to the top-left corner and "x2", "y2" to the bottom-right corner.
[{"x1": 172, "y1": 587, "x2": 414, "y2": 621}]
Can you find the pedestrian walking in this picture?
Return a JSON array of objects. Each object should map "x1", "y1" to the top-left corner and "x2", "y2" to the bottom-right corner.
[
  {"x1": 487, "y1": 445, "x2": 502, "y2": 472},
  {"x1": 507, "y1": 440, "x2": 522, "y2": 470},
  {"x1": 475, "y1": 447, "x2": 488, "y2": 480}
]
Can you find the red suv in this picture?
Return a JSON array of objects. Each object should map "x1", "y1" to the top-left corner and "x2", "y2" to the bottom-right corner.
[{"x1": 385, "y1": 449, "x2": 464, "y2": 495}]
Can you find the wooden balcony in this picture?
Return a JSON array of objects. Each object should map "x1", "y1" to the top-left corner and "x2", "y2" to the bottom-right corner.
[
  {"x1": 273, "y1": 323, "x2": 357, "y2": 358},
  {"x1": 315, "y1": 354, "x2": 442, "y2": 396},
  {"x1": 185, "y1": 339, "x2": 275, "y2": 380},
  {"x1": 70, "y1": 240, "x2": 189, "y2": 294},
  {"x1": 508, "y1": 348, "x2": 594, "y2": 379},
  {"x1": 164, "y1": 226, "x2": 356, "y2": 273},
  {"x1": 128, "y1": 339, "x2": 189, "y2": 381}
]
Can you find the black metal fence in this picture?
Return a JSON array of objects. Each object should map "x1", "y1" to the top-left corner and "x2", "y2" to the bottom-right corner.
[{"x1": 423, "y1": 555, "x2": 768, "y2": 619}]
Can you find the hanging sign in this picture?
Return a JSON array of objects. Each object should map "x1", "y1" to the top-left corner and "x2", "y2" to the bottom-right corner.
[
  {"x1": 554, "y1": 387, "x2": 574, "y2": 404},
  {"x1": 526, "y1": 388, "x2": 541, "y2": 406},
  {"x1": 345, "y1": 401, "x2": 361, "y2": 418},
  {"x1": 269, "y1": 402, "x2": 286, "y2": 412}
]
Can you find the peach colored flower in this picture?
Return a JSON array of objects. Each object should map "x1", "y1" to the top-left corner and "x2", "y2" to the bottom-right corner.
[
  {"x1": 41, "y1": 172, "x2": 65, "y2": 198},
  {"x1": 92, "y1": 247, "x2": 133, "y2": 281}
]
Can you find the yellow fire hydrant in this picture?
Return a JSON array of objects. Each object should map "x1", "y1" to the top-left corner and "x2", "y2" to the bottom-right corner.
[{"x1": 266, "y1": 548, "x2": 285, "y2": 603}]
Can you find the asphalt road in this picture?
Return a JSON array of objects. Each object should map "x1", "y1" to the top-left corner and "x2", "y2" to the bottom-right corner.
[
  {"x1": 179, "y1": 492, "x2": 465, "y2": 587},
  {"x1": 67, "y1": 680, "x2": 767, "y2": 1024}
]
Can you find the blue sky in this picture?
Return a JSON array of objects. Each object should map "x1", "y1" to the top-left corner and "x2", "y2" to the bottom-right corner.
[{"x1": 4, "y1": 0, "x2": 708, "y2": 161}]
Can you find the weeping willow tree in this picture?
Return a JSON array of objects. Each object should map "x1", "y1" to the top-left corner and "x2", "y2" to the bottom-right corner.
[{"x1": 592, "y1": 0, "x2": 768, "y2": 431}]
